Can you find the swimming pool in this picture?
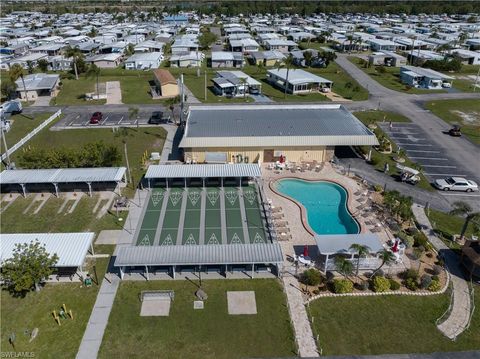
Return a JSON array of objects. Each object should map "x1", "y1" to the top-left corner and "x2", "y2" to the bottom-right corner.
[{"x1": 274, "y1": 179, "x2": 360, "y2": 235}]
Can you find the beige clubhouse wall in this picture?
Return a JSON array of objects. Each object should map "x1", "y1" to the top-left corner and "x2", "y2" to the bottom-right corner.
[{"x1": 184, "y1": 146, "x2": 334, "y2": 163}]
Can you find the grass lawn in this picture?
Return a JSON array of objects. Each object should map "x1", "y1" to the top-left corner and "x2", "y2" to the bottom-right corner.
[
  {"x1": 11, "y1": 119, "x2": 167, "y2": 194},
  {"x1": 0, "y1": 245, "x2": 114, "y2": 359},
  {"x1": 347, "y1": 56, "x2": 449, "y2": 94},
  {"x1": 99, "y1": 279, "x2": 296, "y2": 359},
  {"x1": 424, "y1": 99, "x2": 480, "y2": 145},
  {"x1": 353, "y1": 110, "x2": 433, "y2": 191},
  {"x1": 426, "y1": 208, "x2": 479, "y2": 251},
  {"x1": 1, "y1": 194, "x2": 128, "y2": 234},
  {"x1": 308, "y1": 287, "x2": 480, "y2": 355},
  {"x1": 1, "y1": 112, "x2": 53, "y2": 153}
]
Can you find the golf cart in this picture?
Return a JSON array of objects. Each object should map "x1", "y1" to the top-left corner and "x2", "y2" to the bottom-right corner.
[
  {"x1": 396, "y1": 164, "x2": 420, "y2": 185},
  {"x1": 448, "y1": 124, "x2": 462, "y2": 137}
]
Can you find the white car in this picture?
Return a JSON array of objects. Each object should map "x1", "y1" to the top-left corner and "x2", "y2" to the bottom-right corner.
[
  {"x1": 434, "y1": 177, "x2": 479, "y2": 192},
  {"x1": 442, "y1": 82, "x2": 452, "y2": 88}
]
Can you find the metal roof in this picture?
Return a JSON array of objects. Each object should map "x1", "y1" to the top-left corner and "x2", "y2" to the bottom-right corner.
[
  {"x1": 15, "y1": 73, "x2": 59, "y2": 91},
  {"x1": 0, "y1": 167, "x2": 126, "y2": 184},
  {"x1": 145, "y1": 164, "x2": 262, "y2": 179},
  {"x1": 400, "y1": 65, "x2": 453, "y2": 80},
  {"x1": 114, "y1": 243, "x2": 283, "y2": 266},
  {"x1": 314, "y1": 233, "x2": 384, "y2": 255},
  {"x1": 180, "y1": 104, "x2": 378, "y2": 148},
  {"x1": 1, "y1": 232, "x2": 95, "y2": 267}
]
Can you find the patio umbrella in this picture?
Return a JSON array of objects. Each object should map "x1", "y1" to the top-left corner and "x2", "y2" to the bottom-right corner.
[
  {"x1": 303, "y1": 245, "x2": 309, "y2": 257},
  {"x1": 392, "y1": 239, "x2": 399, "y2": 253},
  {"x1": 279, "y1": 155, "x2": 285, "y2": 163}
]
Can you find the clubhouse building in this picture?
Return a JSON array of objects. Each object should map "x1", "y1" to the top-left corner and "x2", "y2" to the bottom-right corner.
[{"x1": 180, "y1": 104, "x2": 378, "y2": 164}]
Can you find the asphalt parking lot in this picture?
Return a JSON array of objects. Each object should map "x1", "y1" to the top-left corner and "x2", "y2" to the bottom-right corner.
[
  {"x1": 379, "y1": 122, "x2": 480, "y2": 196},
  {"x1": 54, "y1": 111, "x2": 172, "y2": 128}
]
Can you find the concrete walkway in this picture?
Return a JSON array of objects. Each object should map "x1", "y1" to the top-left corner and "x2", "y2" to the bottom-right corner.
[
  {"x1": 282, "y1": 273, "x2": 318, "y2": 357},
  {"x1": 182, "y1": 84, "x2": 201, "y2": 104},
  {"x1": 105, "y1": 81, "x2": 123, "y2": 105},
  {"x1": 159, "y1": 124, "x2": 180, "y2": 163},
  {"x1": 412, "y1": 204, "x2": 472, "y2": 340},
  {"x1": 76, "y1": 275, "x2": 120, "y2": 359}
]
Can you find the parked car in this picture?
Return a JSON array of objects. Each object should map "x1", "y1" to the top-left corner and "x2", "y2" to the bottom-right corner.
[
  {"x1": 442, "y1": 82, "x2": 452, "y2": 88},
  {"x1": 249, "y1": 88, "x2": 260, "y2": 95},
  {"x1": 90, "y1": 112, "x2": 103, "y2": 124},
  {"x1": 148, "y1": 111, "x2": 167, "y2": 124},
  {"x1": 434, "y1": 177, "x2": 478, "y2": 192}
]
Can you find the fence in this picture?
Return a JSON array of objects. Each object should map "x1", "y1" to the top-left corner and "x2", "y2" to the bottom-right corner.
[{"x1": 1, "y1": 109, "x2": 62, "y2": 162}]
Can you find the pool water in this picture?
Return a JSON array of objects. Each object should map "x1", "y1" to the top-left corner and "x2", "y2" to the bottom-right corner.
[{"x1": 275, "y1": 179, "x2": 359, "y2": 235}]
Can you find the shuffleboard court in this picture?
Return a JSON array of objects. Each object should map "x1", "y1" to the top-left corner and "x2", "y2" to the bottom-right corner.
[
  {"x1": 224, "y1": 188, "x2": 244, "y2": 244},
  {"x1": 135, "y1": 189, "x2": 165, "y2": 245},
  {"x1": 159, "y1": 189, "x2": 183, "y2": 245},
  {"x1": 243, "y1": 187, "x2": 266, "y2": 243},
  {"x1": 205, "y1": 188, "x2": 222, "y2": 245},
  {"x1": 183, "y1": 188, "x2": 202, "y2": 245}
]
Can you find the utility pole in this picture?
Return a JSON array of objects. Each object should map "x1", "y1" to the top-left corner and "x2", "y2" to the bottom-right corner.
[
  {"x1": 180, "y1": 73, "x2": 185, "y2": 125},
  {"x1": 1, "y1": 124, "x2": 10, "y2": 166},
  {"x1": 204, "y1": 70, "x2": 207, "y2": 101},
  {"x1": 124, "y1": 142, "x2": 132, "y2": 185}
]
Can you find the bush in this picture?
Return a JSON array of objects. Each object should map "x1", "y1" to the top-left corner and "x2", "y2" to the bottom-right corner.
[
  {"x1": 358, "y1": 280, "x2": 369, "y2": 291},
  {"x1": 397, "y1": 231, "x2": 414, "y2": 248},
  {"x1": 372, "y1": 276, "x2": 391, "y2": 292},
  {"x1": 403, "y1": 269, "x2": 419, "y2": 281},
  {"x1": 333, "y1": 279, "x2": 354, "y2": 294},
  {"x1": 413, "y1": 231, "x2": 429, "y2": 248},
  {"x1": 405, "y1": 278, "x2": 418, "y2": 291},
  {"x1": 373, "y1": 184, "x2": 383, "y2": 192},
  {"x1": 431, "y1": 275, "x2": 440, "y2": 281},
  {"x1": 420, "y1": 274, "x2": 432, "y2": 289},
  {"x1": 326, "y1": 271, "x2": 335, "y2": 283},
  {"x1": 60, "y1": 72, "x2": 75, "y2": 80},
  {"x1": 371, "y1": 268, "x2": 384, "y2": 278},
  {"x1": 389, "y1": 279, "x2": 401, "y2": 291},
  {"x1": 300, "y1": 269, "x2": 323, "y2": 286},
  {"x1": 428, "y1": 280, "x2": 441, "y2": 292}
]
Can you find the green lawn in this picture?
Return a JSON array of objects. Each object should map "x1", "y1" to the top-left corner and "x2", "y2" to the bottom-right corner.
[
  {"x1": 99, "y1": 279, "x2": 296, "y2": 359},
  {"x1": 1, "y1": 112, "x2": 53, "y2": 153},
  {"x1": 353, "y1": 110, "x2": 433, "y2": 191},
  {"x1": 11, "y1": 120, "x2": 167, "y2": 193},
  {"x1": 1, "y1": 195, "x2": 128, "y2": 234},
  {"x1": 0, "y1": 245, "x2": 114, "y2": 359},
  {"x1": 427, "y1": 208, "x2": 479, "y2": 250},
  {"x1": 424, "y1": 99, "x2": 480, "y2": 145},
  {"x1": 308, "y1": 287, "x2": 480, "y2": 355},
  {"x1": 348, "y1": 57, "x2": 449, "y2": 94}
]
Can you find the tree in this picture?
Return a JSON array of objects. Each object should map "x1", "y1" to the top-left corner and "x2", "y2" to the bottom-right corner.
[
  {"x1": 26, "y1": 60, "x2": 35, "y2": 74},
  {"x1": 2, "y1": 240, "x2": 59, "y2": 294},
  {"x1": 88, "y1": 27, "x2": 98, "y2": 38},
  {"x1": 165, "y1": 95, "x2": 181, "y2": 125},
  {"x1": 9, "y1": 63, "x2": 28, "y2": 102},
  {"x1": 239, "y1": 77, "x2": 247, "y2": 99},
  {"x1": 370, "y1": 249, "x2": 396, "y2": 278},
  {"x1": 334, "y1": 256, "x2": 353, "y2": 280},
  {"x1": 450, "y1": 201, "x2": 480, "y2": 240},
  {"x1": 280, "y1": 54, "x2": 294, "y2": 99},
  {"x1": 86, "y1": 63, "x2": 101, "y2": 99},
  {"x1": 349, "y1": 243, "x2": 371, "y2": 276},
  {"x1": 37, "y1": 59, "x2": 49, "y2": 72},
  {"x1": 303, "y1": 50, "x2": 313, "y2": 67},
  {"x1": 125, "y1": 43, "x2": 135, "y2": 56},
  {"x1": 64, "y1": 46, "x2": 84, "y2": 80},
  {"x1": 198, "y1": 30, "x2": 217, "y2": 49},
  {"x1": 1, "y1": 78, "x2": 17, "y2": 100}
]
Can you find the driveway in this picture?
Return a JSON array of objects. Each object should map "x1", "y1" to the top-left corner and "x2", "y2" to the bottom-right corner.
[
  {"x1": 249, "y1": 93, "x2": 274, "y2": 102},
  {"x1": 106, "y1": 81, "x2": 123, "y2": 104},
  {"x1": 32, "y1": 96, "x2": 52, "y2": 107}
]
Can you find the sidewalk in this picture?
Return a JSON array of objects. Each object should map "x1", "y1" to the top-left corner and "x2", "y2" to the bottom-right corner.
[{"x1": 412, "y1": 204, "x2": 472, "y2": 340}]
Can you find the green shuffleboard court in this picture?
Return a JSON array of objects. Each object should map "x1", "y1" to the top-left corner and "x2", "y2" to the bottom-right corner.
[{"x1": 134, "y1": 185, "x2": 269, "y2": 247}]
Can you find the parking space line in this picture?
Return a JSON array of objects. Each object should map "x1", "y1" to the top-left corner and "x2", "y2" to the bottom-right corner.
[
  {"x1": 406, "y1": 150, "x2": 440, "y2": 153},
  {"x1": 118, "y1": 116, "x2": 123, "y2": 125},
  {"x1": 388, "y1": 132, "x2": 422, "y2": 136},
  {"x1": 395, "y1": 143, "x2": 432, "y2": 146},
  {"x1": 424, "y1": 173, "x2": 466, "y2": 176},
  {"x1": 101, "y1": 116, "x2": 109, "y2": 125},
  {"x1": 421, "y1": 165, "x2": 457, "y2": 168},
  {"x1": 409, "y1": 157, "x2": 448, "y2": 160},
  {"x1": 84, "y1": 117, "x2": 90, "y2": 126}
]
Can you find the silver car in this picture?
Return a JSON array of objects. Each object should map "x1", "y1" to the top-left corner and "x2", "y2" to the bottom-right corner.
[{"x1": 434, "y1": 177, "x2": 479, "y2": 192}]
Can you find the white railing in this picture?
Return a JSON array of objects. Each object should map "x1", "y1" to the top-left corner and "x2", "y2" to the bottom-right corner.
[{"x1": 1, "y1": 110, "x2": 62, "y2": 162}]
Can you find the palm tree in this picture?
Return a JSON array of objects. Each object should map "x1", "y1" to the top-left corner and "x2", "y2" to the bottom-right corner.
[
  {"x1": 450, "y1": 201, "x2": 480, "y2": 240},
  {"x1": 165, "y1": 95, "x2": 181, "y2": 125},
  {"x1": 349, "y1": 244, "x2": 371, "y2": 276},
  {"x1": 85, "y1": 64, "x2": 101, "y2": 99},
  {"x1": 64, "y1": 46, "x2": 84, "y2": 80},
  {"x1": 370, "y1": 249, "x2": 396, "y2": 278},
  {"x1": 280, "y1": 54, "x2": 294, "y2": 99},
  {"x1": 239, "y1": 77, "x2": 248, "y2": 99},
  {"x1": 9, "y1": 63, "x2": 28, "y2": 101},
  {"x1": 346, "y1": 34, "x2": 354, "y2": 53},
  {"x1": 26, "y1": 60, "x2": 34, "y2": 74},
  {"x1": 335, "y1": 256, "x2": 353, "y2": 280}
]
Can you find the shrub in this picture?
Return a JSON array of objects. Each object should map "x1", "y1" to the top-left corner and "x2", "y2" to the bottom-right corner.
[
  {"x1": 60, "y1": 72, "x2": 75, "y2": 80},
  {"x1": 403, "y1": 269, "x2": 419, "y2": 281},
  {"x1": 333, "y1": 279, "x2": 354, "y2": 294},
  {"x1": 397, "y1": 231, "x2": 414, "y2": 248},
  {"x1": 389, "y1": 279, "x2": 401, "y2": 291},
  {"x1": 420, "y1": 274, "x2": 432, "y2": 289},
  {"x1": 405, "y1": 278, "x2": 418, "y2": 291},
  {"x1": 326, "y1": 271, "x2": 335, "y2": 283},
  {"x1": 405, "y1": 227, "x2": 418, "y2": 236},
  {"x1": 428, "y1": 280, "x2": 441, "y2": 292},
  {"x1": 373, "y1": 184, "x2": 383, "y2": 192},
  {"x1": 372, "y1": 276, "x2": 391, "y2": 292},
  {"x1": 435, "y1": 258, "x2": 445, "y2": 267},
  {"x1": 300, "y1": 269, "x2": 323, "y2": 286},
  {"x1": 358, "y1": 280, "x2": 369, "y2": 291},
  {"x1": 371, "y1": 268, "x2": 384, "y2": 278},
  {"x1": 412, "y1": 247, "x2": 424, "y2": 260},
  {"x1": 431, "y1": 275, "x2": 440, "y2": 281},
  {"x1": 413, "y1": 231, "x2": 429, "y2": 248}
]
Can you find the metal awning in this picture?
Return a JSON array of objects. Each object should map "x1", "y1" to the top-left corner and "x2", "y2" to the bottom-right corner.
[
  {"x1": 144, "y1": 164, "x2": 262, "y2": 179},
  {"x1": 0, "y1": 167, "x2": 126, "y2": 185},
  {"x1": 114, "y1": 243, "x2": 283, "y2": 266},
  {"x1": 314, "y1": 233, "x2": 384, "y2": 255},
  {"x1": 0, "y1": 232, "x2": 95, "y2": 267}
]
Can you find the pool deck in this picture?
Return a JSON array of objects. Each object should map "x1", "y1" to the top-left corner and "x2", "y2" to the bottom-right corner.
[{"x1": 262, "y1": 162, "x2": 410, "y2": 273}]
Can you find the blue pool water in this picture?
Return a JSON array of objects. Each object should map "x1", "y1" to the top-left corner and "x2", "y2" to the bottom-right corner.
[{"x1": 275, "y1": 179, "x2": 359, "y2": 235}]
